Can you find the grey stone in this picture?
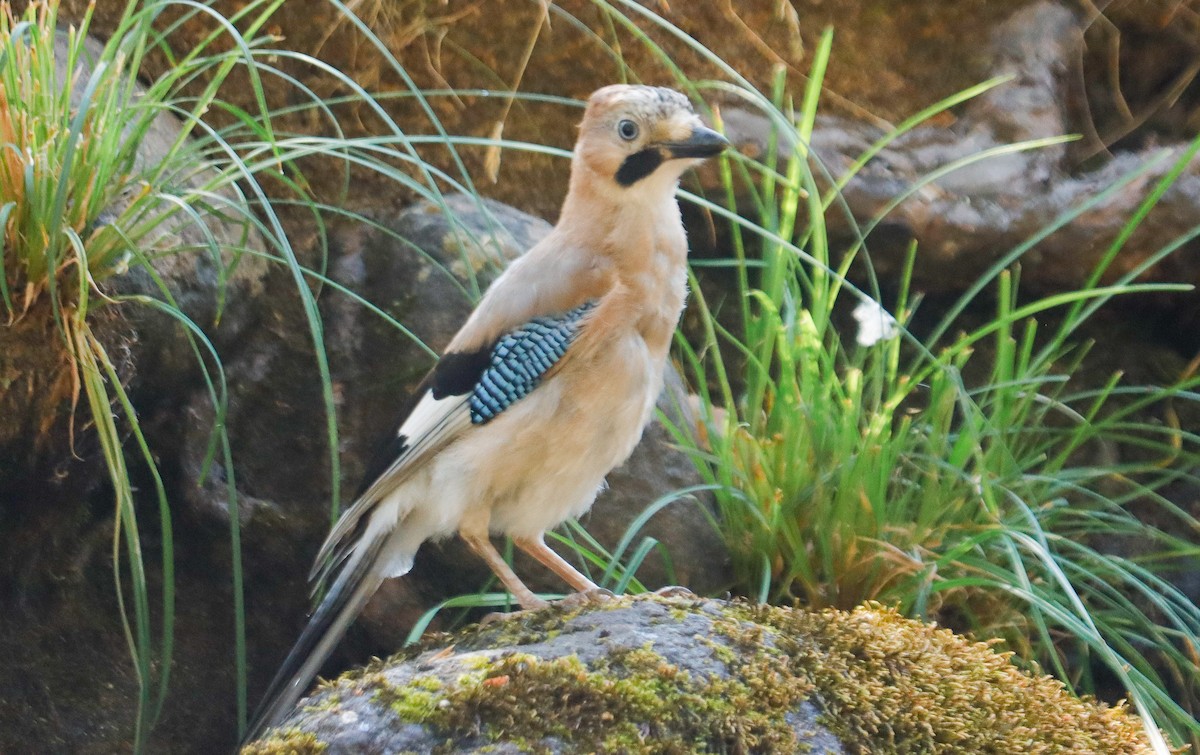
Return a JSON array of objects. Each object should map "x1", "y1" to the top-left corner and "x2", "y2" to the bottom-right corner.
[{"x1": 256, "y1": 596, "x2": 845, "y2": 754}]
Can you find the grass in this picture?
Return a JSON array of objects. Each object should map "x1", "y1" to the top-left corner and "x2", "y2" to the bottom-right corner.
[
  {"x1": 662, "y1": 31, "x2": 1200, "y2": 755},
  {"x1": 5, "y1": 0, "x2": 1199, "y2": 752}
]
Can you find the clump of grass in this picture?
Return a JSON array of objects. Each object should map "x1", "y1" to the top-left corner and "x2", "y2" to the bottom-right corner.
[{"x1": 665, "y1": 30, "x2": 1200, "y2": 753}]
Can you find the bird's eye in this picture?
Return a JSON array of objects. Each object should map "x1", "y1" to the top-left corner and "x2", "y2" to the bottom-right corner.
[{"x1": 617, "y1": 119, "x2": 640, "y2": 142}]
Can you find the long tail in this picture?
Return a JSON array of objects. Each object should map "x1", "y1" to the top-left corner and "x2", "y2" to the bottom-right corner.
[{"x1": 238, "y1": 536, "x2": 387, "y2": 748}]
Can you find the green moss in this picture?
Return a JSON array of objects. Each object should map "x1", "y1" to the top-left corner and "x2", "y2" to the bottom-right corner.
[
  {"x1": 240, "y1": 727, "x2": 327, "y2": 755},
  {"x1": 384, "y1": 673, "x2": 445, "y2": 721},
  {"x1": 745, "y1": 602, "x2": 1155, "y2": 755},
  {"x1": 372, "y1": 612, "x2": 810, "y2": 753}
]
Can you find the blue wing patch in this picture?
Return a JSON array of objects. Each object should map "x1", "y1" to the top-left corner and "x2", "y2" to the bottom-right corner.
[{"x1": 469, "y1": 300, "x2": 598, "y2": 424}]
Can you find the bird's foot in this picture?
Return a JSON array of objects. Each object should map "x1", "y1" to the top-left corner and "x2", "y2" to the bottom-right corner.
[
  {"x1": 479, "y1": 600, "x2": 550, "y2": 626},
  {"x1": 557, "y1": 587, "x2": 616, "y2": 611},
  {"x1": 652, "y1": 585, "x2": 697, "y2": 599}
]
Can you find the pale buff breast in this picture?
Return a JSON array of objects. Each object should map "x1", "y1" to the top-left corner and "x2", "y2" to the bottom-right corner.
[{"x1": 452, "y1": 323, "x2": 662, "y2": 539}]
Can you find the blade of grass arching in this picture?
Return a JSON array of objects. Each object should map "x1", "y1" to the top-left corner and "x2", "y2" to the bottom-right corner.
[
  {"x1": 180, "y1": 194, "x2": 441, "y2": 356},
  {"x1": 1099, "y1": 552, "x2": 1200, "y2": 647},
  {"x1": 1063, "y1": 134, "x2": 1200, "y2": 329},
  {"x1": 855, "y1": 134, "x2": 1077, "y2": 272},
  {"x1": 218, "y1": 123, "x2": 576, "y2": 292},
  {"x1": 1053, "y1": 554, "x2": 1192, "y2": 680},
  {"x1": 1037, "y1": 217, "x2": 1200, "y2": 372},
  {"x1": 613, "y1": 538, "x2": 669, "y2": 595},
  {"x1": 134, "y1": 0, "x2": 287, "y2": 184},
  {"x1": 322, "y1": 0, "x2": 492, "y2": 298},
  {"x1": 551, "y1": 524, "x2": 602, "y2": 585},
  {"x1": 74, "y1": 323, "x2": 154, "y2": 751},
  {"x1": 403, "y1": 593, "x2": 566, "y2": 646},
  {"x1": 936, "y1": 283, "x2": 1190, "y2": 371},
  {"x1": 0, "y1": 201, "x2": 15, "y2": 315},
  {"x1": 225, "y1": 87, "x2": 582, "y2": 133},
  {"x1": 163, "y1": 181, "x2": 362, "y2": 727},
  {"x1": 206, "y1": 62, "x2": 352, "y2": 204},
  {"x1": 969, "y1": 558, "x2": 1189, "y2": 744},
  {"x1": 212, "y1": 234, "x2": 441, "y2": 358},
  {"x1": 198, "y1": 133, "x2": 342, "y2": 529},
  {"x1": 196, "y1": 128, "x2": 555, "y2": 302},
  {"x1": 678, "y1": 187, "x2": 936, "y2": 366},
  {"x1": 826, "y1": 76, "x2": 1013, "y2": 204},
  {"x1": 1005, "y1": 528, "x2": 1176, "y2": 753},
  {"x1": 591, "y1": 0, "x2": 772, "y2": 115},
  {"x1": 114, "y1": 289, "x2": 247, "y2": 730},
  {"x1": 227, "y1": 161, "x2": 331, "y2": 300},
  {"x1": 547, "y1": 5, "x2": 640, "y2": 85},
  {"x1": 549, "y1": 523, "x2": 648, "y2": 595},
  {"x1": 598, "y1": 484, "x2": 720, "y2": 588},
  {"x1": 172, "y1": 122, "x2": 342, "y2": 720}
]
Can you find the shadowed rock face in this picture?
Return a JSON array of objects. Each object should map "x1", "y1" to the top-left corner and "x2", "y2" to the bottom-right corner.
[{"x1": 244, "y1": 595, "x2": 1154, "y2": 754}]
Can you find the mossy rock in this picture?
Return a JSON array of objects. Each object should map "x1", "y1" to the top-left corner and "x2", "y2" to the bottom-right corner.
[{"x1": 243, "y1": 595, "x2": 1154, "y2": 754}]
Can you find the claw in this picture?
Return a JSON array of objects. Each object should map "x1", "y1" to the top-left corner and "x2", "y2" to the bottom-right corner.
[
  {"x1": 479, "y1": 601, "x2": 549, "y2": 626},
  {"x1": 558, "y1": 587, "x2": 616, "y2": 610},
  {"x1": 652, "y1": 585, "x2": 697, "y2": 599}
]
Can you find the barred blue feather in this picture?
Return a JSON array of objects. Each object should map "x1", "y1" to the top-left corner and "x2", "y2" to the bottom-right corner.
[{"x1": 469, "y1": 300, "x2": 598, "y2": 424}]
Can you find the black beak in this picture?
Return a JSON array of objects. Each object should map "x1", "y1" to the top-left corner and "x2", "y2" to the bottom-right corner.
[{"x1": 662, "y1": 125, "x2": 729, "y2": 159}]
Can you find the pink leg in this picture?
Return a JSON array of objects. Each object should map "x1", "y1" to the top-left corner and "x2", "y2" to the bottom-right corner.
[{"x1": 513, "y1": 534, "x2": 600, "y2": 594}]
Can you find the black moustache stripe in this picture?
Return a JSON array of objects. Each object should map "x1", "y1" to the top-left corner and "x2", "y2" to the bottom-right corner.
[{"x1": 615, "y1": 148, "x2": 664, "y2": 187}]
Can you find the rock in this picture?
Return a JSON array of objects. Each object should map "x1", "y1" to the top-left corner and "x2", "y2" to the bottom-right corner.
[
  {"x1": 708, "y1": 2, "x2": 1200, "y2": 304},
  {"x1": 244, "y1": 596, "x2": 1155, "y2": 754}
]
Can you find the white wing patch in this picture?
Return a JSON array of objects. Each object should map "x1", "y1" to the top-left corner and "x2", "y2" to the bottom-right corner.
[{"x1": 310, "y1": 389, "x2": 471, "y2": 582}]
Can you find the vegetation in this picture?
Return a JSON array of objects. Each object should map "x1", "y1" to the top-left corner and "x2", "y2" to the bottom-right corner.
[{"x1": 668, "y1": 32, "x2": 1200, "y2": 755}]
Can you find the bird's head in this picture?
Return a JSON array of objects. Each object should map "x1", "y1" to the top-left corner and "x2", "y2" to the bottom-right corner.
[{"x1": 572, "y1": 85, "x2": 728, "y2": 199}]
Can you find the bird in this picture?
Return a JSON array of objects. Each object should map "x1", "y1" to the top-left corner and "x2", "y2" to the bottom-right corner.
[{"x1": 241, "y1": 84, "x2": 728, "y2": 744}]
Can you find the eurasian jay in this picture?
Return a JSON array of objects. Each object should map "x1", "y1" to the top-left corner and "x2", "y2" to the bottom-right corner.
[{"x1": 243, "y1": 84, "x2": 728, "y2": 742}]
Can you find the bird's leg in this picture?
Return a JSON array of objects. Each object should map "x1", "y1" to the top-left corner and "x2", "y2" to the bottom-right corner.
[
  {"x1": 459, "y1": 526, "x2": 549, "y2": 611},
  {"x1": 513, "y1": 535, "x2": 601, "y2": 594}
]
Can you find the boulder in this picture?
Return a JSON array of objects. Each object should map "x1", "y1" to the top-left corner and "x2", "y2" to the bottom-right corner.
[{"x1": 244, "y1": 595, "x2": 1155, "y2": 754}]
